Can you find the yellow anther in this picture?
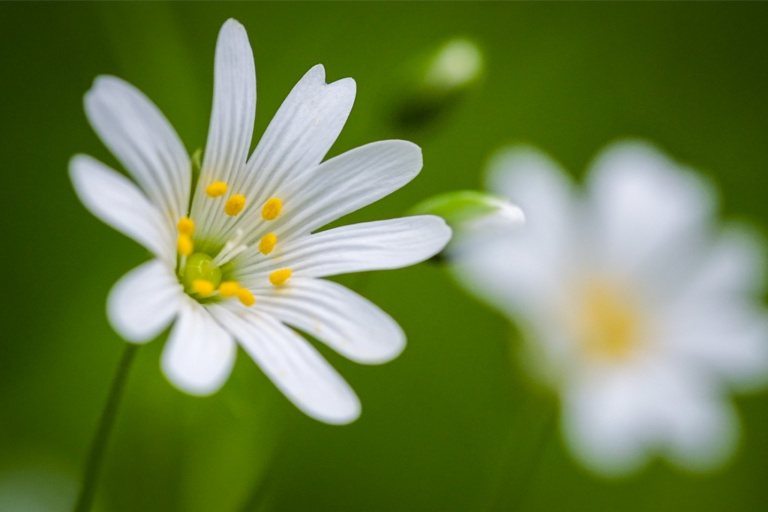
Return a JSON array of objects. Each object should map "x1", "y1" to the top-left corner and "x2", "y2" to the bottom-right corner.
[
  {"x1": 238, "y1": 288, "x2": 256, "y2": 306},
  {"x1": 259, "y1": 233, "x2": 277, "y2": 255},
  {"x1": 192, "y1": 279, "x2": 215, "y2": 297},
  {"x1": 225, "y1": 194, "x2": 246, "y2": 216},
  {"x1": 269, "y1": 268, "x2": 292, "y2": 286},
  {"x1": 262, "y1": 197, "x2": 282, "y2": 220},
  {"x1": 206, "y1": 181, "x2": 228, "y2": 197},
  {"x1": 177, "y1": 234, "x2": 194, "y2": 256},
  {"x1": 177, "y1": 217, "x2": 195, "y2": 236},
  {"x1": 218, "y1": 281, "x2": 240, "y2": 298}
]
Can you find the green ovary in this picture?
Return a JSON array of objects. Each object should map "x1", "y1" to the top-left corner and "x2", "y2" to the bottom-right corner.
[{"x1": 180, "y1": 253, "x2": 222, "y2": 295}]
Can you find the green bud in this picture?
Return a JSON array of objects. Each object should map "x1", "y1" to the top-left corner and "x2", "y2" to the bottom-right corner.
[
  {"x1": 423, "y1": 39, "x2": 484, "y2": 93},
  {"x1": 410, "y1": 190, "x2": 524, "y2": 232},
  {"x1": 393, "y1": 38, "x2": 484, "y2": 129}
]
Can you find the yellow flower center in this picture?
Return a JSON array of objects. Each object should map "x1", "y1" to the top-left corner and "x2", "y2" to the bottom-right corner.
[{"x1": 575, "y1": 280, "x2": 642, "y2": 361}]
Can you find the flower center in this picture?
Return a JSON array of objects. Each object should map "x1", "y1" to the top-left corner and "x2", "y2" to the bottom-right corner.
[
  {"x1": 575, "y1": 280, "x2": 642, "y2": 362},
  {"x1": 171, "y1": 181, "x2": 295, "y2": 307},
  {"x1": 180, "y1": 253, "x2": 222, "y2": 296}
]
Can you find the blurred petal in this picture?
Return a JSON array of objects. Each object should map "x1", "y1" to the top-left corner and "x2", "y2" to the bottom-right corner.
[
  {"x1": 662, "y1": 392, "x2": 739, "y2": 472},
  {"x1": 562, "y1": 371, "x2": 650, "y2": 476},
  {"x1": 84, "y1": 76, "x2": 190, "y2": 224},
  {"x1": 161, "y1": 300, "x2": 237, "y2": 396},
  {"x1": 70, "y1": 155, "x2": 174, "y2": 264},
  {"x1": 683, "y1": 225, "x2": 767, "y2": 300},
  {"x1": 484, "y1": 144, "x2": 576, "y2": 266},
  {"x1": 237, "y1": 216, "x2": 451, "y2": 278},
  {"x1": 107, "y1": 260, "x2": 182, "y2": 343},
  {"x1": 211, "y1": 306, "x2": 361, "y2": 424},
  {"x1": 254, "y1": 278, "x2": 405, "y2": 364},
  {"x1": 665, "y1": 299, "x2": 768, "y2": 391},
  {"x1": 586, "y1": 140, "x2": 716, "y2": 279}
]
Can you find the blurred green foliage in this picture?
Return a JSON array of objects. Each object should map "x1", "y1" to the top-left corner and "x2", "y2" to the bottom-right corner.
[{"x1": 1, "y1": 2, "x2": 767, "y2": 511}]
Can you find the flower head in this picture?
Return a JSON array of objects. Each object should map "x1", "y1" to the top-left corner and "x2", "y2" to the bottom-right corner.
[
  {"x1": 452, "y1": 141, "x2": 768, "y2": 474},
  {"x1": 70, "y1": 19, "x2": 451, "y2": 424}
]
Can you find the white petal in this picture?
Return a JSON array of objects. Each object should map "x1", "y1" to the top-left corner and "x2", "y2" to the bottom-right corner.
[
  {"x1": 249, "y1": 140, "x2": 422, "y2": 243},
  {"x1": 192, "y1": 19, "x2": 257, "y2": 240},
  {"x1": 70, "y1": 155, "x2": 174, "y2": 264},
  {"x1": 585, "y1": 140, "x2": 716, "y2": 280},
  {"x1": 161, "y1": 299, "x2": 237, "y2": 396},
  {"x1": 84, "y1": 76, "x2": 191, "y2": 225},
  {"x1": 662, "y1": 392, "x2": 739, "y2": 472},
  {"x1": 253, "y1": 278, "x2": 405, "y2": 364},
  {"x1": 682, "y1": 225, "x2": 767, "y2": 300},
  {"x1": 664, "y1": 298, "x2": 768, "y2": 391},
  {"x1": 562, "y1": 371, "x2": 651, "y2": 476},
  {"x1": 244, "y1": 64, "x2": 356, "y2": 196},
  {"x1": 483, "y1": 144, "x2": 576, "y2": 267},
  {"x1": 236, "y1": 216, "x2": 451, "y2": 278},
  {"x1": 107, "y1": 260, "x2": 182, "y2": 343},
  {"x1": 210, "y1": 306, "x2": 361, "y2": 424}
]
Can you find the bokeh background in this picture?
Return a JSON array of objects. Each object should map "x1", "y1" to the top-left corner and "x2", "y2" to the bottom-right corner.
[{"x1": 2, "y1": 2, "x2": 768, "y2": 511}]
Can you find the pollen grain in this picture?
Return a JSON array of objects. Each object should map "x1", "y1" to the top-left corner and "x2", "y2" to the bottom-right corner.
[
  {"x1": 259, "y1": 233, "x2": 277, "y2": 254},
  {"x1": 206, "y1": 181, "x2": 228, "y2": 197},
  {"x1": 238, "y1": 288, "x2": 256, "y2": 306},
  {"x1": 218, "y1": 281, "x2": 240, "y2": 298},
  {"x1": 225, "y1": 194, "x2": 246, "y2": 216},
  {"x1": 192, "y1": 279, "x2": 215, "y2": 297},
  {"x1": 262, "y1": 197, "x2": 282, "y2": 220},
  {"x1": 177, "y1": 217, "x2": 195, "y2": 236},
  {"x1": 177, "y1": 234, "x2": 194, "y2": 256},
  {"x1": 269, "y1": 268, "x2": 292, "y2": 286}
]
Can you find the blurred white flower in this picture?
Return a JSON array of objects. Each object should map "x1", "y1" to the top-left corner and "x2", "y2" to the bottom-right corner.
[
  {"x1": 453, "y1": 141, "x2": 768, "y2": 475},
  {"x1": 70, "y1": 19, "x2": 451, "y2": 424}
]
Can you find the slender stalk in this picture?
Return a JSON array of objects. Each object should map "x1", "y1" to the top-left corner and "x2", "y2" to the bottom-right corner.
[
  {"x1": 483, "y1": 401, "x2": 557, "y2": 512},
  {"x1": 73, "y1": 343, "x2": 139, "y2": 512}
]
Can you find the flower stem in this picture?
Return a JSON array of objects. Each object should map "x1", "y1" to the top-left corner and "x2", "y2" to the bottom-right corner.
[
  {"x1": 73, "y1": 343, "x2": 139, "y2": 512},
  {"x1": 483, "y1": 400, "x2": 557, "y2": 511}
]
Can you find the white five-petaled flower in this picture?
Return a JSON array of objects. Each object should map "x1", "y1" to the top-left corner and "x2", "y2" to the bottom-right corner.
[
  {"x1": 70, "y1": 19, "x2": 451, "y2": 424},
  {"x1": 453, "y1": 141, "x2": 768, "y2": 474}
]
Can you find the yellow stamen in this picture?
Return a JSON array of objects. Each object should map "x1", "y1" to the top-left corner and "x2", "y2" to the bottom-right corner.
[
  {"x1": 218, "y1": 281, "x2": 240, "y2": 298},
  {"x1": 269, "y1": 268, "x2": 292, "y2": 286},
  {"x1": 238, "y1": 288, "x2": 256, "y2": 306},
  {"x1": 262, "y1": 197, "x2": 282, "y2": 220},
  {"x1": 177, "y1": 217, "x2": 195, "y2": 236},
  {"x1": 192, "y1": 279, "x2": 215, "y2": 297},
  {"x1": 259, "y1": 233, "x2": 277, "y2": 255},
  {"x1": 206, "y1": 181, "x2": 228, "y2": 197},
  {"x1": 177, "y1": 234, "x2": 193, "y2": 256},
  {"x1": 225, "y1": 194, "x2": 246, "y2": 216}
]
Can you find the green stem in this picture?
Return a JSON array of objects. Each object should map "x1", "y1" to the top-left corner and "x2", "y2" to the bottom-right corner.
[
  {"x1": 483, "y1": 400, "x2": 557, "y2": 512},
  {"x1": 73, "y1": 343, "x2": 139, "y2": 512}
]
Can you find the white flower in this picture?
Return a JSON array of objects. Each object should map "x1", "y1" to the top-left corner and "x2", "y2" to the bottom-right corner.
[
  {"x1": 453, "y1": 141, "x2": 768, "y2": 474},
  {"x1": 70, "y1": 19, "x2": 451, "y2": 425}
]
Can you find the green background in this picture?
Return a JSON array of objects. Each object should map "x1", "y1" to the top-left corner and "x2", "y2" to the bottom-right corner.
[{"x1": 1, "y1": 2, "x2": 767, "y2": 511}]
